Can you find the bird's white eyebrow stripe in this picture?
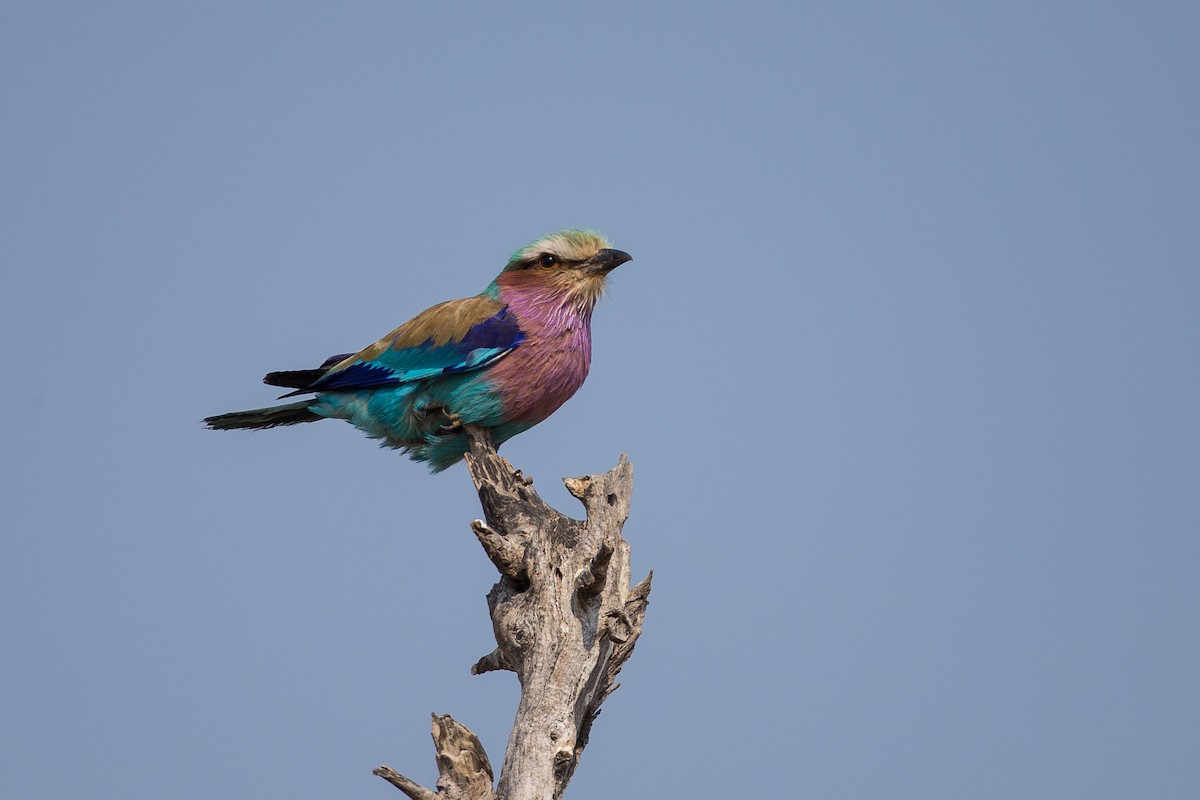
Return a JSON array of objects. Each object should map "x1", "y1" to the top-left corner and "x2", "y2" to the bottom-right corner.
[{"x1": 513, "y1": 231, "x2": 612, "y2": 264}]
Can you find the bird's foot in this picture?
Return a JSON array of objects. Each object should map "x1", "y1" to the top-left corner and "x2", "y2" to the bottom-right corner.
[{"x1": 435, "y1": 411, "x2": 464, "y2": 436}]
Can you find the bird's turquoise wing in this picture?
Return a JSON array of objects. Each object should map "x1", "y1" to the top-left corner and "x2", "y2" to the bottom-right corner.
[{"x1": 297, "y1": 296, "x2": 524, "y2": 395}]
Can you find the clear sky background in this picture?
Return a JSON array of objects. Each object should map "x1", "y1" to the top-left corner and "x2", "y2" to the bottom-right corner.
[{"x1": 2, "y1": 3, "x2": 1197, "y2": 799}]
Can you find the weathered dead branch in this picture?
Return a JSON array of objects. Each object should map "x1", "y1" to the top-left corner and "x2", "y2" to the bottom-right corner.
[{"x1": 375, "y1": 426, "x2": 651, "y2": 800}]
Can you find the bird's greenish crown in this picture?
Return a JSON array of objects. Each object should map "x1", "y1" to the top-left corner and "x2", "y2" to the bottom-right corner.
[{"x1": 503, "y1": 229, "x2": 613, "y2": 272}]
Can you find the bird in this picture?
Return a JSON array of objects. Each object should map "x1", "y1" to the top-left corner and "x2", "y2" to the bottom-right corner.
[{"x1": 204, "y1": 229, "x2": 632, "y2": 471}]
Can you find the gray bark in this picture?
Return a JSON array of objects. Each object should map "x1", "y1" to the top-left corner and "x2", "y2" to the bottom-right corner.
[{"x1": 375, "y1": 426, "x2": 651, "y2": 800}]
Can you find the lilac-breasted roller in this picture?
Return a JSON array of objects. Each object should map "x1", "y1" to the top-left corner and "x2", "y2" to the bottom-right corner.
[{"x1": 204, "y1": 229, "x2": 632, "y2": 471}]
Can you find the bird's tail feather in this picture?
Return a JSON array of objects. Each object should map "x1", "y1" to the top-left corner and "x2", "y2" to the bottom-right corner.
[
  {"x1": 263, "y1": 353, "x2": 354, "y2": 391},
  {"x1": 263, "y1": 369, "x2": 326, "y2": 390},
  {"x1": 203, "y1": 401, "x2": 321, "y2": 431}
]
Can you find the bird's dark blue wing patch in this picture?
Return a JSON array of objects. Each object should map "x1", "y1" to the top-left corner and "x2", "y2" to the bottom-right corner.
[
  {"x1": 452, "y1": 306, "x2": 525, "y2": 351},
  {"x1": 302, "y1": 361, "x2": 403, "y2": 393}
]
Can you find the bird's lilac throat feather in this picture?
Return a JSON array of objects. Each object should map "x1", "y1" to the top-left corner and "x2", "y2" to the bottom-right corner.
[{"x1": 490, "y1": 278, "x2": 595, "y2": 426}]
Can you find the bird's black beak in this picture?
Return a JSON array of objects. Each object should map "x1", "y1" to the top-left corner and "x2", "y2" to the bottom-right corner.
[{"x1": 583, "y1": 248, "x2": 633, "y2": 276}]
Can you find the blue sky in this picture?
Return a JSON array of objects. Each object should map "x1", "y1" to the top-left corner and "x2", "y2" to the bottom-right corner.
[{"x1": 3, "y1": 3, "x2": 1198, "y2": 798}]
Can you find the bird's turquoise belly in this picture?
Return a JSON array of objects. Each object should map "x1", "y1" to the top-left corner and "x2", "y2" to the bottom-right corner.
[{"x1": 310, "y1": 373, "x2": 515, "y2": 470}]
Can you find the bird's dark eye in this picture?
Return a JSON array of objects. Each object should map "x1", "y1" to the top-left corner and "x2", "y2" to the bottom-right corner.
[{"x1": 538, "y1": 253, "x2": 559, "y2": 268}]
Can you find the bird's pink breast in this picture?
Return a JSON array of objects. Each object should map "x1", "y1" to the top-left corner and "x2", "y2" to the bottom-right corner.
[{"x1": 491, "y1": 288, "x2": 594, "y2": 426}]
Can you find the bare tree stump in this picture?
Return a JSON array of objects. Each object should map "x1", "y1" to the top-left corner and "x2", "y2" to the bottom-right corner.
[{"x1": 375, "y1": 426, "x2": 652, "y2": 800}]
